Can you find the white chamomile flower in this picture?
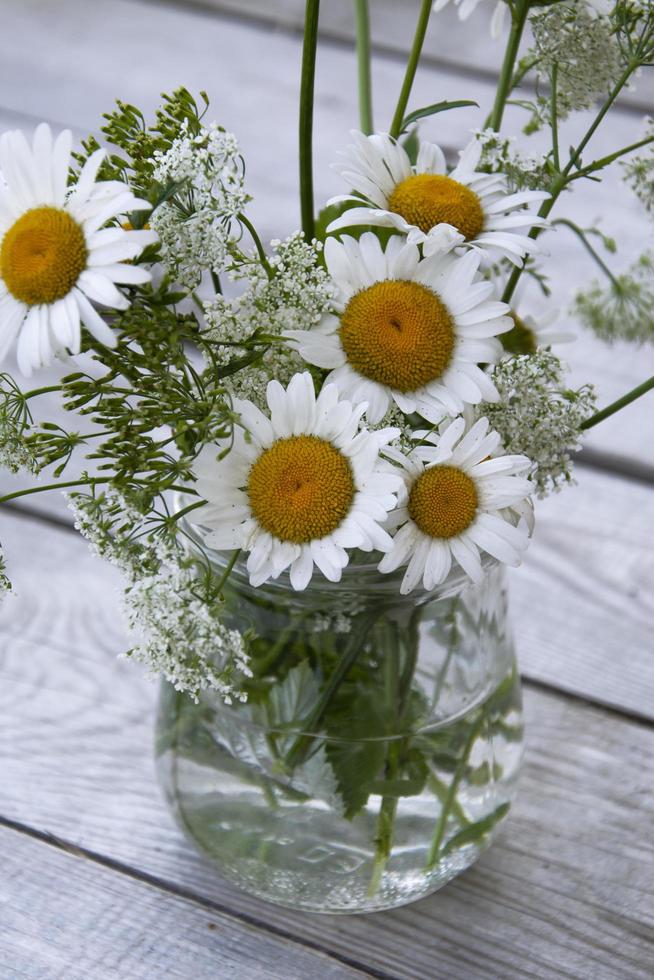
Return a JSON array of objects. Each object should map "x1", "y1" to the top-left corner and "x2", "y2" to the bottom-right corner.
[
  {"x1": 327, "y1": 131, "x2": 549, "y2": 266},
  {"x1": 0, "y1": 123, "x2": 156, "y2": 376},
  {"x1": 379, "y1": 415, "x2": 533, "y2": 594},
  {"x1": 190, "y1": 372, "x2": 402, "y2": 591},
  {"x1": 433, "y1": 0, "x2": 508, "y2": 38},
  {"x1": 501, "y1": 308, "x2": 575, "y2": 355},
  {"x1": 285, "y1": 232, "x2": 511, "y2": 425}
]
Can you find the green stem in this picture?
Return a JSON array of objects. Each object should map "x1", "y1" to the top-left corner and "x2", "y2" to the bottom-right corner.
[
  {"x1": 354, "y1": 0, "x2": 374, "y2": 134},
  {"x1": 425, "y1": 710, "x2": 486, "y2": 870},
  {"x1": 368, "y1": 628, "x2": 402, "y2": 896},
  {"x1": 171, "y1": 498, "x2": 206, "y2": 523},
  {"x1": 21, "y1": 385, "x2": 62, "y2": 400},
  {"x1": 502, "y1": 59, "x2": 639, "y2": 305},
  {"x1": 581, "y1": 375, "x2": 654, "y2": 431},
  {"x1": 0, "y1": 477, "x2": 110, "y2": 505},
  {"x1": 552, "y1": 219, "x2": 620, "y2": 289},
  {"x1": 569, "y1": 133, "x2": 654, "y2": 183},
  {"x1": 550, "y1": 62, "x2": 560, "y2": 172},
  {"x1": 238, "y1": 213, "x2": 273, "y2": 276},
  {"x1": 215, "y1": 548, "x2": 241, "y2": 593},
  {"x1": 299, "y1": 0, "x2": 321, "y2": 240},
  {"x1": 488, "y1": 0, "x2": 529, "y2": 132},
  {"x1": 282, "y1": 611, "x2": 377, "y2": 770},
  {"x1": 389, "y1": 0, "x2": 432, "y2": 139}
]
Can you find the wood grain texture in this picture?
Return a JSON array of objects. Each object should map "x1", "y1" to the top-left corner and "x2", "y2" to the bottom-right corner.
[
  {"x1": 0, "y1": 826, "x2": 370, "y2": 980},
  {"x1": 1, "y1": 509, "x2": 653, "y2": 979},
  {"x1": 141, "y1": 0, "x2": 654, "y2": 111},
  {"x1": 1, "y1": 0, "x2": 653, "y2": 465}
]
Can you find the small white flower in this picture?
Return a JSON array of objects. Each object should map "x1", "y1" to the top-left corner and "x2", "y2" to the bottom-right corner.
[
  {"x1": 0, "y1": 124, "x2": 155, "y2": 376},
  {"x1": 379, "y1": 416, "x2": 533, "y2": 594},
  {"x1": 190, "y1": 372, "x2": 403, "y2": 591},
  {"x1": 327, "y1": 132, "x2": 548, "y2": 266},
  {"x1": 286, "y1": 232, "x2": 511, "y2": 425}
]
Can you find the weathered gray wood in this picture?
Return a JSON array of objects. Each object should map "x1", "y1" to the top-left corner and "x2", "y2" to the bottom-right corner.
[
  {"x1": 0, "y1": 509, "x2": 653, "y2": 978},
  {"x1": 0, "y1": 826, "x2": 370, "y2": 980},
  {"x1": 146, "y1": 0, "x2": 654, "y2": 111}
]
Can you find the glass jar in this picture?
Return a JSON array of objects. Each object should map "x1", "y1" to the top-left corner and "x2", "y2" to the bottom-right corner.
[{"x1": 155, "y1": 547, "x2": 523, "y2": 914}]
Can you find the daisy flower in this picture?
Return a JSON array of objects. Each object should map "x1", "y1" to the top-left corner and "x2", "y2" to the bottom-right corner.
[
  {"x1": 0, "y1": 123, "x2": 156, "y2": 376},
  {"x1": 379, "y1": 416, "x2": 533, "y2": 594},
  {"x1": 189, "y1": 372, "x2": 402, "y2": 591},
  {"x1": 501, "y1": 308, "x2": 575, "y2": 356},
  {"x1": 285, "y1": 233, "x2": 510, "y2": 425},
  {"x1": 327, "y1": 132, "x2": 549, "y2": 266}
]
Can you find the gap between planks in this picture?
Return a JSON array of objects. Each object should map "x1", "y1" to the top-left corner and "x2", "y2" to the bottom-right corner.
[
  {"x1": 131, "y1": 0, "x2": 654, "y2": 117},
  {"x1": 0, "y1": 815, "x2": 391, "y2": 980}
]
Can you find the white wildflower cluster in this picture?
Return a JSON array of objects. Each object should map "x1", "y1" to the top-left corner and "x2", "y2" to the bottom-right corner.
[
  {"x1": 0, "y1": 548, "x2": 11, "y2": 599},
  {"x1": 0, "y1": 422, "x2": 39, "y2": 475},
  {"x1": 67, "y1": 490, "x2": 251, "y2": 701},
  {"x1": 482, "y1": 352, "x2": 596, "y2": 497},
  {"x1": 151, "y1": 119, "x2": 248, "y2": 289},
  {"x1": 473, "y1": 129, "x2": 551, "y2": 191},
  {"x1": 373, "y1": 403, "x2": 418, "y2": 455},
  {"x1": 203, "y1": 232, "x2": 333, "y2": 407},
  {"x1": 68, "y1": 489, "x2": 155, "y2": 576},
  {"x1": 204, "y1": 233, "x2": 333, "y2": 343},
  {"x1": 0, "y1": 379, "x2": 40, "y2": 475},
  {"x1": 574, "y1": 252, "x2": 654, "y2": 345},
  {"x1": 529, "y1": 2, "x2": 622, "y2": 123},
  {"x1": 124, "y1": 563, "x2": 251, "y2": 704},
  {"x1": 623, "y1": 118, "x2": 654, "y2": 215}
]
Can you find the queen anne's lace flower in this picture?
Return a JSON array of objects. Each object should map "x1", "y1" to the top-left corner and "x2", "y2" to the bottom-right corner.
[
  {"x1": 530, "y1": 2, "x2": 622, "y2": 120},
  {"x1": 574, "y1": 253, "x2": 654, "y2": 346},
  {"x1": 0, "y1": 124, "x2": 155, "y2": 376},
  {"x1": 151, "y1": 119, "x2": 247, "y2": 289},
  {"x1": 379, "y1": 416, "x2": 533, "y2": 593},
  {"x1": 481, "y1": 351, "x2": 596, "y2": 496},
  {"x1": 190, "y1": 372, "x2": 403, "y2": 590}
]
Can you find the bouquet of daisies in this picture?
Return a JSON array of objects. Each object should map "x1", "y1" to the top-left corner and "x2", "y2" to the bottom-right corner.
[{"x1": 0, "y1": 0, "x2": 653, "y2": 904}]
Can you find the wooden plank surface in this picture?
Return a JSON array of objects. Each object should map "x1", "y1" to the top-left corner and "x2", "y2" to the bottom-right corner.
[
  {"x1": 1, "y1": 510, "x2": 653, "y2": 979},
  {"x1": 1, "y1": 0, "x2": 653, "y2": 467},
  {"x1": 2, "y1": 2, "x2": 654, "y2": 977},
  {"x1": 153, "y1": 0, "x2": 654, "y2": 110},
  {"x1": 0, "y1": 826, "x2": 369, "y2": 980}
]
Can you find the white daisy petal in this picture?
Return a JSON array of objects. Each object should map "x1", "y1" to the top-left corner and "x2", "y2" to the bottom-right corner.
[
  {"x1": 0, "y1": 123, "x2": 155, "y2": 374},
  {"x1": 189, "y1": 374, "x2": 400, "y2": 591}
]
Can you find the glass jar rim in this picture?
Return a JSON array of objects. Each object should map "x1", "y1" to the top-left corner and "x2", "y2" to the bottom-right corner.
[{"x1": 177, "y1": 510, "x2": 498, "y2": 604}]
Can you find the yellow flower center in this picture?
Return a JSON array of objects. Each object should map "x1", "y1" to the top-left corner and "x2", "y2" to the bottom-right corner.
[
  {"x1": 339, "y1": 280, "x2": 455, "y2": 393},
  {"x1": 387, "y1": 173, "x2": 485, "y2": 240},
  {"x1": 408, "y1": 465, "x2": 478, "y2": 539},
  {"x1": 501, "y1": 312, "x2": 537, "y2": 356},
  {"x1": 0, "y1": 206, "x2": 88, "y2": 306},
  {"x1": 247, "y1": 435, "x2": 355, "y2": 543}
]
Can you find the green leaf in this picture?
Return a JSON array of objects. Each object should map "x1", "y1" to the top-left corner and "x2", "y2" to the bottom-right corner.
[
  {"x1": 326, "y1": 735, "x2": 386, "y2": 819},
  {"x1": 441, "y1": 802, "x2": 510, "y2": 856},
  {"x1": 325, "y1": 687, "x2": 389, "y2": 819},
  {"x1": 266, "y1": 660, "x2": 321, "y2": 731},
  {"x1": 367, "y1": 778, "x2": 425, "y2": 798},
  {"x1": 400, "y1": 100, "x2": 478, "y2": 133}
]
